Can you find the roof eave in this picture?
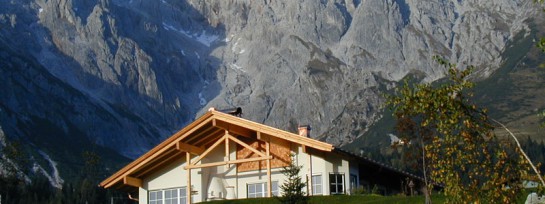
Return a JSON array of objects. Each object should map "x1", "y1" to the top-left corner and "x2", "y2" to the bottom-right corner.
[{"x1": 99, "y1": 111, "x2": 215, "y2": 188}]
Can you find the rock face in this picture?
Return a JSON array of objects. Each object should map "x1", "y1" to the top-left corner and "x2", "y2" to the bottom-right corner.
[{"x1": 0, "y1": 0, "x2": 541, "y2": 171}]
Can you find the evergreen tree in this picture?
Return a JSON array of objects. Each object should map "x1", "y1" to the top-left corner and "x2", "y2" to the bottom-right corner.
[{"x1": 279, "y1": 155, "x2": 308, "y2": 204}]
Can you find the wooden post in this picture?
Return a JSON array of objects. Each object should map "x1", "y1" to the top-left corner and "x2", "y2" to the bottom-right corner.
[
  {"x1": 186, "y1": 152, "x2": 192, "y2": 204},
  {"x1": 225, "y1": 132, "x2": 230, "y2": 169},
  {"x1": 266, "y1": 138, "x2": 272, "y2": 197}
]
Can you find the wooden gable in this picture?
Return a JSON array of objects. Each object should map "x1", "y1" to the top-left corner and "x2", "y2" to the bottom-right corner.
[{"x1": 236, "y1": 136, "x2": 291, "y2": 172}]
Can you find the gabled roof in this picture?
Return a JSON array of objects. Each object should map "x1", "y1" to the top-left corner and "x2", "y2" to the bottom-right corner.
[{"x1": 99, "y1": 110, "x2": 334, "y2": 192}]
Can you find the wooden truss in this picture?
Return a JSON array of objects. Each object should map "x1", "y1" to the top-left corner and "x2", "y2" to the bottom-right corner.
[{"x1": 181, "y1": 130, "x2": 273, "y2": 203}]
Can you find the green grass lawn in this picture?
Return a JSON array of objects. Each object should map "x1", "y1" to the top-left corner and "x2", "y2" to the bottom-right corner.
[
  {"x1": 203, "y1": 192, "x2": 539, "y2": 204},
  {"x1": 203, "y1": 194, "x2": 447, "y2": 204}
]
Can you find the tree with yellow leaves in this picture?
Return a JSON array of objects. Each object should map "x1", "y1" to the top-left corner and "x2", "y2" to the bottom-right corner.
[{"x1": 388, "y1": 57, "x2": 530, "y2": 203}]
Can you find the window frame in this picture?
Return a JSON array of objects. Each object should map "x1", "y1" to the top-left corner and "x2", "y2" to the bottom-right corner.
[
  {"x1": 149, "y1": 190, "x2": 163, "y2": 204},
  {"x1": 329, "y1": 173, "x2": 345, "y2": 195},
  {"x1": 271, "y1": 181, "x2": 279, "y2": 196},
  {"x1": 311, "y1": 174, "x2": 323, "y2": 195},
  {"x1": 179, "y1": 187, "x2": 187, "y2": 204},
  {"x1": 247, "y1": 181, "x2": 279, "y2": 198},
  {"x1": 148, "y1": 187, "x2": 188, "y2": 204},
  {"x1": 164, "y1": 188, "x2": 178, "y2": 204}
]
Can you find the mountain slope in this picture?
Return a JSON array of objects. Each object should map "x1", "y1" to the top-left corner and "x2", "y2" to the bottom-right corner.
[
  {"x1": 1, "y1": 0, "x2": 544, "y2": 185},
  {"x1": 0, "y1": 36, "x2": 130, "y2": 185},
  {"x1": 342, "y1": 26, "x2": 545, "y2": 156}
]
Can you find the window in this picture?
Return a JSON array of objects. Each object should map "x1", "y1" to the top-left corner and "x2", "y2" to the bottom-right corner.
[
  {"x1": 247, "y1": 182, "x2": 263, "y2": 198},
  {"x1": 150, "y1": 190, "x2": 163, "y2": 204},
  {"x1": 179, "y1": 187, "x2": 187, "y2": 204},
  {"x1": 271, "y1": 181, "x2": 279, "y2": 196},
  {"x1": 164, "y1": 189, "x2": 178, "y2": 204},
  {"x1": 312, "y1": 175, "x2": 322, "y2": 195},
  {"x1": 329, "y1": 173, "x2": 345, "y2": 194},
  {"x1": 149, "y1": 187, "x2": 188, "y2": 204},
  {"x1": 247, "y1": 181, "x2": 279, "y2": 198}
]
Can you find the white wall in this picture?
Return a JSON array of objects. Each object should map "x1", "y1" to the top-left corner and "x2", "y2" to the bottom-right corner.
[
  {"x1": 142, "y1": 156, "x2": 204, "y2": 203},
  {"x1": 139, "y1": 187, "x2": 147, "y2": 204},
  {"x1": 235, "y1": 169, "x2": 284, "y2": 198},
  {"x1": 293, "y1": 146, "x2": 355, "y2": 196}
]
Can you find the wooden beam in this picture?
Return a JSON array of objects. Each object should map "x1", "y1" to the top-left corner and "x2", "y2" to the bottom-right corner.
[
  {"x1": 256, "y1": 132, "x2": 271, "y2": 141},
  {"x1": 200, "y1": 133, "x2": 226, "y2": 148},
  {"x1": 213, "y1": 115, "x2": 333, "y2": 152},
  {"x1": 227, "y1": 134, "x2": 266, "y2": 157},
  {"x1": 191, "y1": 132, "x2": 226, "y2": 165},
  {"x1": 302, "y1": 145, "x2": 308, "y2": 153},
  {"x1": 185, "y1": 156, "x2": 272, "y2": 169},
  {"x1": 123, "y1": 176, "x2": 142, "y2": 188},
  {"x1": 225, "y1": 134, "x2": 230, "y2": 169},
  {"x1": 173, "y1": 116, "x2": 214, "y2": 147},
  {"x1": 184, "y1": 124, "x2": 217, "y2": 144},
  {"x1": 266, "y1": 139, "x2": 272, "y2": 197},
  {"x1": 135, "y1": 150, "x2": 181, "y2": 178},
  {"x1": 177, "y1": 142, "x2": 205, "y2": 155},
  {"x1": 186, "y1": 152, "x2": 192, "y2": 204},
  {"x1": 214, "y1": 119, "x2": 256, "y2": 138},
  {"x1": 192, "y1": 128, "x2": 224, "y2": 146}
]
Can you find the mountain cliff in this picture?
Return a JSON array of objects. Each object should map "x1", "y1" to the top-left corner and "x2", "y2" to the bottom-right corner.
[{"x1": 1, "y1": 0, "x2": 543, "y2": 185}]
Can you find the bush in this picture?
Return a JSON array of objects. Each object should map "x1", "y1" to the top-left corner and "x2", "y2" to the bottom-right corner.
[{"x1": 352, "y1": 186, "x2": 367, "y2": 195}]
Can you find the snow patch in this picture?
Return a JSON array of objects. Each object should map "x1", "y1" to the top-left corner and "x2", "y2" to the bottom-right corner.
[
  {"x1": 198, "y1": 93, "x2": 207, "y2": 106},
  {"x1": 230, "y1": 63, "x2": 246, "y2": 73},
  {"x1": 195, "y1": 52, "x2": 200, "y2": 59},
  {"x1": 195, "y1": 31, "x2": 219, "y2": 47},
  {"x1": 33, "y1": 151, "x2": 64, "y2": 189},
  {"x1": 162, "y1": 23, "x2": 176, "y2": 31},
  {"x1": 0, "y1": 155, "x2": 31, "y2": 184},
  {"x1": 224, "y1": 34, "x2": 235, "y2": 42},
  {"x1": 198, "y1": 80, "x2": 210, "y2": 106},
  {"x1": 39, "y1": 8, "x2": 43, "y2": 13},
  {"x1": 162, "y1": 23, "x2": 218, "y2": 47},
  {"x1": 180, "y1": 49, "x2": 186, "y2": 56},
  {"x1": 231, "y1": 38, "x2": 246, "y2": 54}
]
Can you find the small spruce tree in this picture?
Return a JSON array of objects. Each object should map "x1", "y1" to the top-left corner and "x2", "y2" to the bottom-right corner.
[{"x1": 279, "y1": 154, "x2": 308, "y2": 204}]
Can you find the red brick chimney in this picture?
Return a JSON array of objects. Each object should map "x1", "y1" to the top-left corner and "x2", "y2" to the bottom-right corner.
[{"x1": 298, "y1": 125, "x2": 311, "y2": 137}]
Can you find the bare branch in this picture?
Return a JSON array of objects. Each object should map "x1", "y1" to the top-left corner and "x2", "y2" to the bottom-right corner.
[{"x1": 491, "y1": 118, "x2": 545, "y2": 187}]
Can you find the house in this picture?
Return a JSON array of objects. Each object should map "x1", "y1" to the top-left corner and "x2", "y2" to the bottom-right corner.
[{"x1": 99, "y1": 108, "x2": 427, "y2": 203}]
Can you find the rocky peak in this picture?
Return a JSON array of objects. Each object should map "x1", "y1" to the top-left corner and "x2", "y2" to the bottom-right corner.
[{"x1": 0, "y1": 0, "x2": 542, "y2": 159}]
